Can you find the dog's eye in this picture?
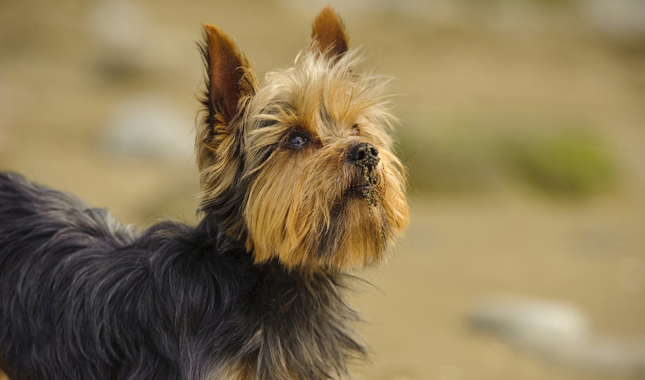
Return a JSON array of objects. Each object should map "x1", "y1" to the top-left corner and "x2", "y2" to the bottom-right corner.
[
  {"x1": 288, "y1": 133, "x2": 308, "y2": 148},
  {"x1": 351, "y1": 124, "x2": 360, "y2": 135}
]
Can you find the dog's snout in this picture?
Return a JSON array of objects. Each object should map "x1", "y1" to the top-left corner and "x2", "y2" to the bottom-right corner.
[{"x1": 348, "y1": 142, "x2": 380, "y2": 169}]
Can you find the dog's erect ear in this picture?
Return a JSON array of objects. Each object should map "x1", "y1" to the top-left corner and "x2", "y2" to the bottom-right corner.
[
  {"x1": 201, "y1": 24, "x2": 257, "y2": 123},
  {"x1": 197, "y1": 24, "x2": 258, "y2": 236},
  {"x1": 311, "y1": 6, "x2": 349, "y2": 60}
]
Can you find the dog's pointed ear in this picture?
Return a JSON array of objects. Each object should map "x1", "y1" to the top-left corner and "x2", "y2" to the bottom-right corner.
[
  {"x1": 201, "y1": 24, "x2": 257, "y2": 123},
  {"x1": 311, "y1": 6, "x2": 349, "y2": 60},
  {"x1": 197, "y1": 24, "x2": 258, "y2": 234}
]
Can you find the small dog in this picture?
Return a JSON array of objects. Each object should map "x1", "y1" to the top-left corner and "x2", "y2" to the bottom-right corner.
[{"x1": 0, "y1": 7, "x2": 408, "y2": 380}]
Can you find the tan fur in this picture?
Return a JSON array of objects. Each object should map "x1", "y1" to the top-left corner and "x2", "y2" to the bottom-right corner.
[{"x1": 197, "y1": 8, "x2": 409, "y2": 273}]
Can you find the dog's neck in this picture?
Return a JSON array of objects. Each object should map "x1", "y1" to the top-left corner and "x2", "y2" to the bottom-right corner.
[
  {"x1": 237, "y1": 263, "x2": 367, "y2": 379},
  {"x1": 196, "y1": 216, "x2": 367, "y2": 379}
]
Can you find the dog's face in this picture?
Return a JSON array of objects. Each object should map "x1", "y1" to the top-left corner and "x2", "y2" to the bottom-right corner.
[{"x1": 197, "y1": 8, "x2": 408, "y2": 271}]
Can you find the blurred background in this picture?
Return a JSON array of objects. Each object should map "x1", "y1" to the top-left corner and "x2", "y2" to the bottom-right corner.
[{"x1": 1, "y1": 0, "x2": 644, "y2": 379}]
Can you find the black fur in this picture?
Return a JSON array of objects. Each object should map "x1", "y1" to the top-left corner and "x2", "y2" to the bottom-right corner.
[{"x1": 0, "y1": 172, "x2": 366, "y2": 380}]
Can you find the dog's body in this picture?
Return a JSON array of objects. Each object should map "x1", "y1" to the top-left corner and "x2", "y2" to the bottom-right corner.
[
  {"x1": 0, "y1": 8, "x2": 408, "y2": 380},
  {"x1": 0, "y1": 172, "x2": 363, "y2": 380}
]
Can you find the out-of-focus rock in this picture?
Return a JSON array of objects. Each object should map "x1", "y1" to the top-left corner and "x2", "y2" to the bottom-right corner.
[
  {"x1": 470, "y1": 295, "x2": 590, "y2": 348},
  {"x1": 583, "y1": 0, "x2": 645, "y2": 38},
  {"x1": 469, "y1": 294, "x2": 645, "y2": 376},
  {"x1": 99, "y1": 94, "x2": 193, "y2": 162}
]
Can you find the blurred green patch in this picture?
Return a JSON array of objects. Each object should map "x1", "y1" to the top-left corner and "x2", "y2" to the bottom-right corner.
[
  {"x1": 398, "y1": 118, "x2": 617, "y2": 198},
  {"x1": 503, "y1": 131, "x2": 616, "y2": 196}
]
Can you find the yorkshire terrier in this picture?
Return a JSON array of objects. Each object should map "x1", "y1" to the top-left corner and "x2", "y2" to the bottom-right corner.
[{"x1": 0, "y1": 7, "x2": 408, "y2": 380}]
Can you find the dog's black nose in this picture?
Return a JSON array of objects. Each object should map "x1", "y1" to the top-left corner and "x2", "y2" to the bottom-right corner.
[{"x1": 348, "y1": 142, "x2": 380, "y2": 169}]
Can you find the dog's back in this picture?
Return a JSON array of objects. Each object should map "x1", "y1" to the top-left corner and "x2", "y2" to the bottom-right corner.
[
  {"x1": 0, "y1": 172, "x2": 136, "y2": 253},
  {"x1": 0, "y1": 173, "x2": 214, "y2": 379},
  {"x1": 0, "y1": 172, "x2": 139, "y2": 378},
  {"x1": 0, "y1": 172, "x2": 294, "y2": 380}
]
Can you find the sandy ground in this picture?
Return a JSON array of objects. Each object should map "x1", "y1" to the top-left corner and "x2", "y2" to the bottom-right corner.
[{"x1": 1, "y1": 1, "x2": 644, "y2": 379}]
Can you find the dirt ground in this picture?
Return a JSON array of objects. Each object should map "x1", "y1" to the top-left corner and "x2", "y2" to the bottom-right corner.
[{"x1": 1, "y1": 1, "x2": 644, "y2": 379}]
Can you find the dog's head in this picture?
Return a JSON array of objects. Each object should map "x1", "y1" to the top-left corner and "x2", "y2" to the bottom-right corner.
[{"x1": 197, "y1": 7, "x2": 408, "y2": 271}]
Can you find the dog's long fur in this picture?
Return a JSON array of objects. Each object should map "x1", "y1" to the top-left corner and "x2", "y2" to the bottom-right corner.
[
  {"x1": 0, "y1": 7, "x2": 408, "y2": 380},
  {"x1": 0, "y1": 172, "x2": 365, "y2": 380}
]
